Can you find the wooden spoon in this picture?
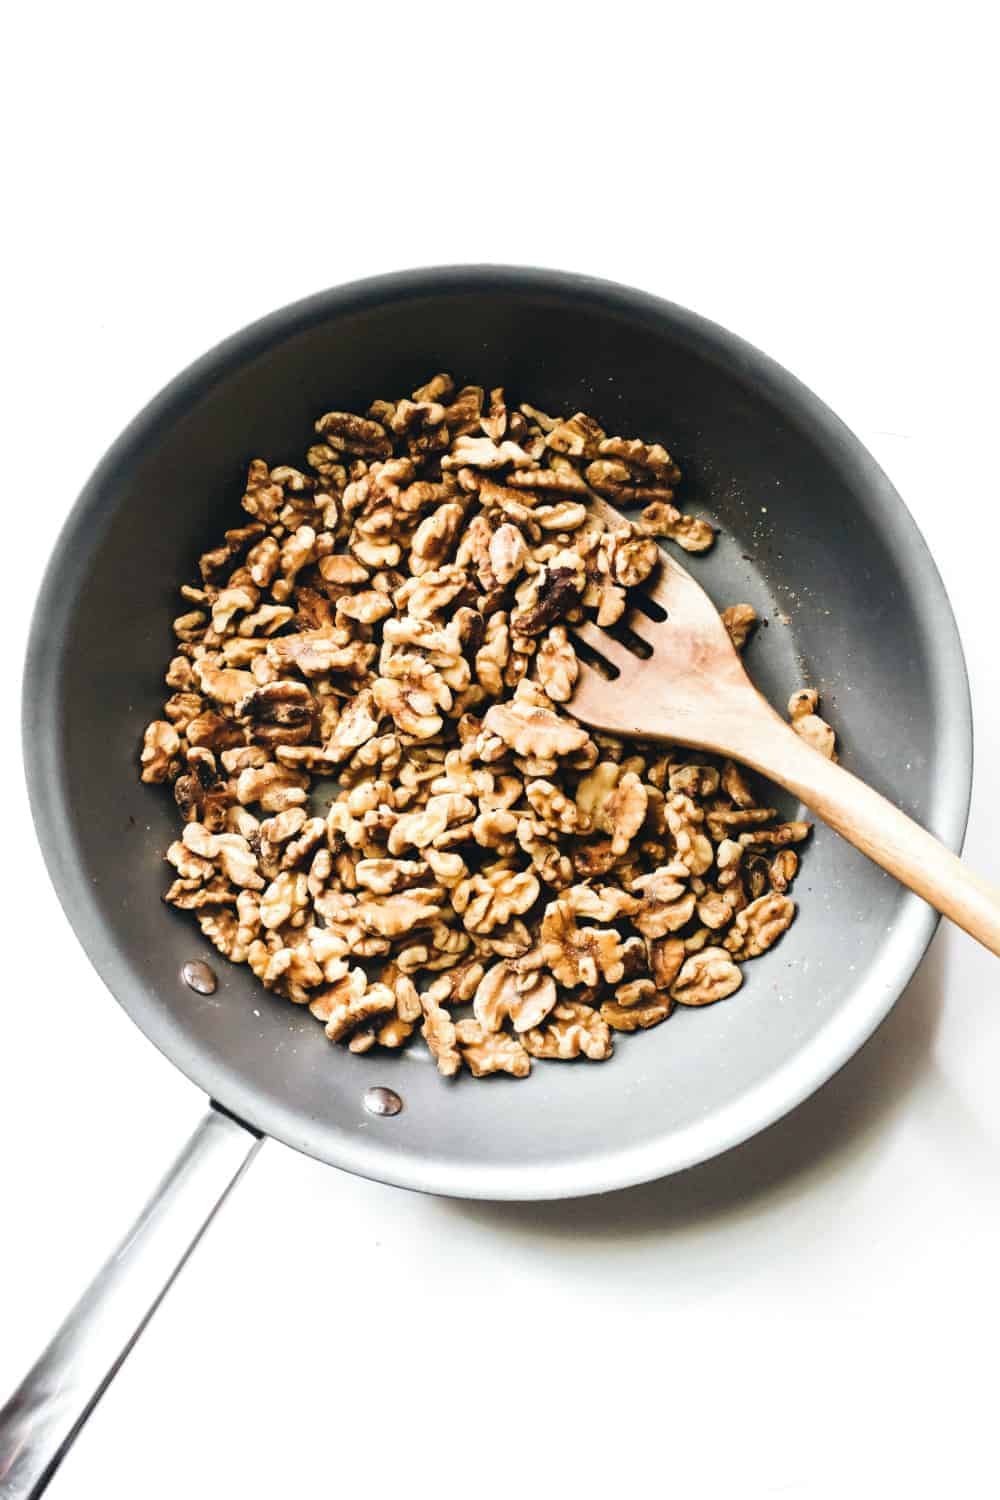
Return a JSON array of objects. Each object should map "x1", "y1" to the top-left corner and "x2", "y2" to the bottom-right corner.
[{"x1": 569, "y1": 497, "x2": 1000, "y2": 957}]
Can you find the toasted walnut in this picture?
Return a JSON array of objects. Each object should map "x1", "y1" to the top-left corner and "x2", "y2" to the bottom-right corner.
[
  {"x1": 723, "y1": 893, "x2": 796, "y2": 959},
  {"x1": 601, "y1": 997, "x2": 672, "y2": 1031},
  {"x1": 259, "y1": 871, "x2": 309, "y2": 929},
  {"x1": 597, "y1": 435, "x2": 680, "y2": 482},
  {"x1": 315, "y1": 411, "x2": 392, "y2": 459},
  {"x1": 454, "y1": 1019, "x2": 531, "y2": 1078},
  {"x1": 788, "y1": 689, "x2": 838, "y2": 761},
  {"x1": 636, "y1": 502, "x2": 714, "y2": 553},
  {"x1": 409, "y1": 503, "x2": 465, "y2": 575},
  {"x1": 488, "y1": 523, "x2": 528, "y2": 586},
  {"x1": 388, "y1": 794, "x2": 475, "y2": 855},
  {"x1": 420, "y1": 991, "x2": 462, "y2": 1077},
  {"x1": 236, "y1": 762, "x2": 309, "y2": 813},
  {"x1": 546, "y1": 413, "x2": 605, "y2": 459},
  {"x1": 182, "y1": 823, "x2": 264, "y2": 889},
  {"x1": 511, "y1": 561, "x2": 584, "y2": 636},
  {"x1": 648, "y1": 936, "x2": 686, "y2": 990},
  {"x1": 719, "y1": 759, "x2": 756, "y2": 808},
  {"x1": 442, "y1": 435, "x2": 534, "y2": 471},
  {"x1": 568, "y1": 884, "x2": 642, "y2": 922},
  {"x1": 353, "y1": 890, "x2": 441, "y2": 940},
  {"x1": 354, "y1": 858, "x2": 428, "y2": 894},
  {"x1": 521, "y1": 1002, "x2": 612, "y2": 1060},
  {"x1": 721, "y1": 604, "x2": 757, "y2": 651},
  {"x1": 143, "y1": 376, "x2": 814, "y2": 1083},
  {"x1": 769, "y1": 849, "x2": 799, "y2": 892},
  {"x1": 453, "y1": 865, "x2": 540, "y2": 935},
  {"x1": 671, "y1": 948, "x2": 743, "y2": 1006},
  {"x1": 630, "y1": 864, "x2": 696, "y2": 939},
  {"x1": 525, "y1": 779, "x2": 582, "y2": 834},
  {"x1": 540, "y1": 898, "x2": 624, "y2": 988},
  {"x1": 140, "y1": 721, "x2": 181, "y2": 783},
  {"x1": 585, "y1": 460, "x2": 677, "y2": 509},
  {"x1": 473, "y1": 956, "x2": 557, "y2": 1034},
  {"x1": 533, "y1": 625, "x2": 578, "y2": 703},
  {"x1": 483, "y1": 696, "x2": 589, "y2": 759},
  {"x1": 324, "y1": 982, "x2": 396, "y2": 1042},
  {"x1": 664, "y1": 794, "x2": 714, "y2": 876}
]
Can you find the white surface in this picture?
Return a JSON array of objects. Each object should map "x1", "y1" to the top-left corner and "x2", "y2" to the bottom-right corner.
[{"x1": 3, "y1": 6, "x2": 999, "y2": 1497}]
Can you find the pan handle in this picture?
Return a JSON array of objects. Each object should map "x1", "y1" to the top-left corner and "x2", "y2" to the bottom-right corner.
[{"x1": 0, "y1": 1104, "x2": 262, "y2": 1499}]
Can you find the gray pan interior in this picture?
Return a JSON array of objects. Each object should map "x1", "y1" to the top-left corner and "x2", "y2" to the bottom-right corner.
[{"x1": 23, "y1": 267, "x2": 972, "y2": 1200}]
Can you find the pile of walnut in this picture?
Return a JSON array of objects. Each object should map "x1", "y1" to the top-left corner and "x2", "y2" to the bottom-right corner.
[{"x1": 140, "y1": 375, "x2": 837, "y2": 1080}]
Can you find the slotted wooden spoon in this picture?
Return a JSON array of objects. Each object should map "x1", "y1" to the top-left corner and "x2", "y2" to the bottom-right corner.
[{"x1": 570, "y1": 497, "x2": 1000, "y2": 957}]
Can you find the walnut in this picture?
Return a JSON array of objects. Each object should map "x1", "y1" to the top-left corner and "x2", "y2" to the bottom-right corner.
[
  {"x1": 314, "y1": 411, "x2": 392, "y2": 459},
  {"x1": 409, "y1": 503, "x2": 465, "y2": 575},
  {"x1": 594, "y1": 435, "x2": 676, "y2": 479},
  {"x1": 510, "y1": 561, "x2": 584, "y2": 636},
  {"x1": 324, "y1": 982, "x2": 396, "y2": 1042},
  {"x1": 488, "y1": 523, "x2": 528, "y2": 586},
  {"x1": 636, "y1": 502, "x2": 714, "y2": 553},
  {"x1": 140, "y1": 720, "x2": 181, "y2": 783},
  {"x1": 546, "y1": 412, "x2": 605, "y2": 459},
  {"x1": 601, "y1": 991, "x2": 672, "y2": 1031},
  {"x1": 664, "y1": 794, "x2": 714, "y2": 875},
  {"x1": 506, "y1": 465, "x2": 590, "y2": 498},
  {"x1": 568, "y1": 884, "x2": 641, "y2": 922},
  {"x1": 585, "y1": 460, "x2": 677, "y2": 510},
  {"x1": 198, "y1": 523, "x2": 266, "y2": 583},
  {"x1": 737, "y1": 822, "x2": 811, "y2": 850},
  {"x1": 388, "y1": 794, "x2": 475, "y2": 854},
  {"x1": 442, "y1": 435, "x2": 534, "y2": 470},
  {"x1": 540, "y1": 898, "x2": 624, "y2": 988},
  {"x1": 521, "y1": 1002, "x2": 612, "y2": 1061},
  {"x1": 181, "y1": 823, "x2": 264, "y2": 889},
  {"x1": 723, "y1": 893, "x2": 796, "y2": 959},
  {"x1": 473, "y1": 956, "x2": 556, "y2": 1034},
  {"x1": 420, "y1": 992, "x2": 462, "y2": 1077},
  {"x1": 720, "y1": 760, "x2": 756, "y2": 808},
  {"x1": 237, "y1": 679, "x2": 316, "y2": 747},
  {"x1": 452, "y1": 865, "x2": 540, "y2": 934},
  {"x1": 534, "y1": 625, "x2": 578, "y2": 703},
  {"x1": 669, "y1": 764, "x2": 720, "y2": 798},
  {"x1": 394, "y1": 565, "x2": 469, "y2": 619},
  {"x1": 482, "y1": 697, "x2": 589, "y2": 759},
  {"x1": 355, "y1": 889, "x2": 443, "y2": 938},
  {"x1": 413, "y1": 372, "x2": 455, "y2": 404},
  {"x1": 671, "y1": 948, "x2": 743, "y2": 1006},
  {"x1": 337, "y1": 590, "x2": 394, "y2": 626},
  {"x1": 630, "y1": 863, "x2": 696, "y2": 938},
  {"x1": 235, "y1": 762, "x2": 309, "y2": 813},
  {"x1": 259, "y1": 871, "x2": 309, "y2": 929},
  {"x1": 193, "y1": 659, "x2": 257, "y2": 707},
  {"x1": 648, "y1": 936, "x2": 686, "y2": 990},
  {"x1": 788, "y1": 689, "x2": 838, "y2": 761},
  {"x1": 354, "y1": 858, "x2": 429, "y2": 895},
  {"x1": 721, "y1": 604, "x2": 757, "y2": 650},
  {"x1": 769, "y1": 849, "x2": 799, "y2": 892},
  {"x1": 573, "y1": 761, "x2": 647, "y2": 853},
  {"x1": 454, "y1": 1019, "x2": 532, "y2": 1078}
]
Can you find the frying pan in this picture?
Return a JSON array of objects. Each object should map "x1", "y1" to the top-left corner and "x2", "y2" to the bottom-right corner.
[{"x1": 4, "y1": 267, "x2": 971, "y2": 1497}]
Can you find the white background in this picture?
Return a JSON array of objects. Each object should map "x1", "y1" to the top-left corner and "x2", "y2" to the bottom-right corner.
[{"x1": 3, "y1": 5, "x2": 999, "y2": 1498}]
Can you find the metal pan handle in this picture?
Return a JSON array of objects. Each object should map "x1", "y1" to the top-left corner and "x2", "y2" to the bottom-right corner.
[{"x1": 0, "y1": 1105, "x2": 262, "y2": 1499}]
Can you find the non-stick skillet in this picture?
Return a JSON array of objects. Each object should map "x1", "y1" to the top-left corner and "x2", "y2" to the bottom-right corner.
[{"x1": 2, "y1": 268, "x2": 972, "y2": 1498}]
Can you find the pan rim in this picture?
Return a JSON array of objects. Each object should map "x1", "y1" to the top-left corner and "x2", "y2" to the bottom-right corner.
[{"x1": 22, "y1": 264, "x2": 973, "y2": 1201}]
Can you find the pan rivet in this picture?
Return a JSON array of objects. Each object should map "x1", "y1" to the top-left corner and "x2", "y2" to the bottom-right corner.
[
  {"x1": 364, "y1": 1086, "x2": 403, "y2": 1118},
  {"x1": 182, "y1": 960, "x2": 217, "y2": 995}
]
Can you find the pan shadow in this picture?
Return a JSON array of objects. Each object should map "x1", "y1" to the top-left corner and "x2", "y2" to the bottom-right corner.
[{"x1": 444, "y1": 931, "x2": 949, "y2": 1243}]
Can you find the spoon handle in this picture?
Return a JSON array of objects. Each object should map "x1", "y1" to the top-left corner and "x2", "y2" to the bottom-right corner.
[{"x1": 742, "y1": 713, "x2": 1000, "y2": 958}]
